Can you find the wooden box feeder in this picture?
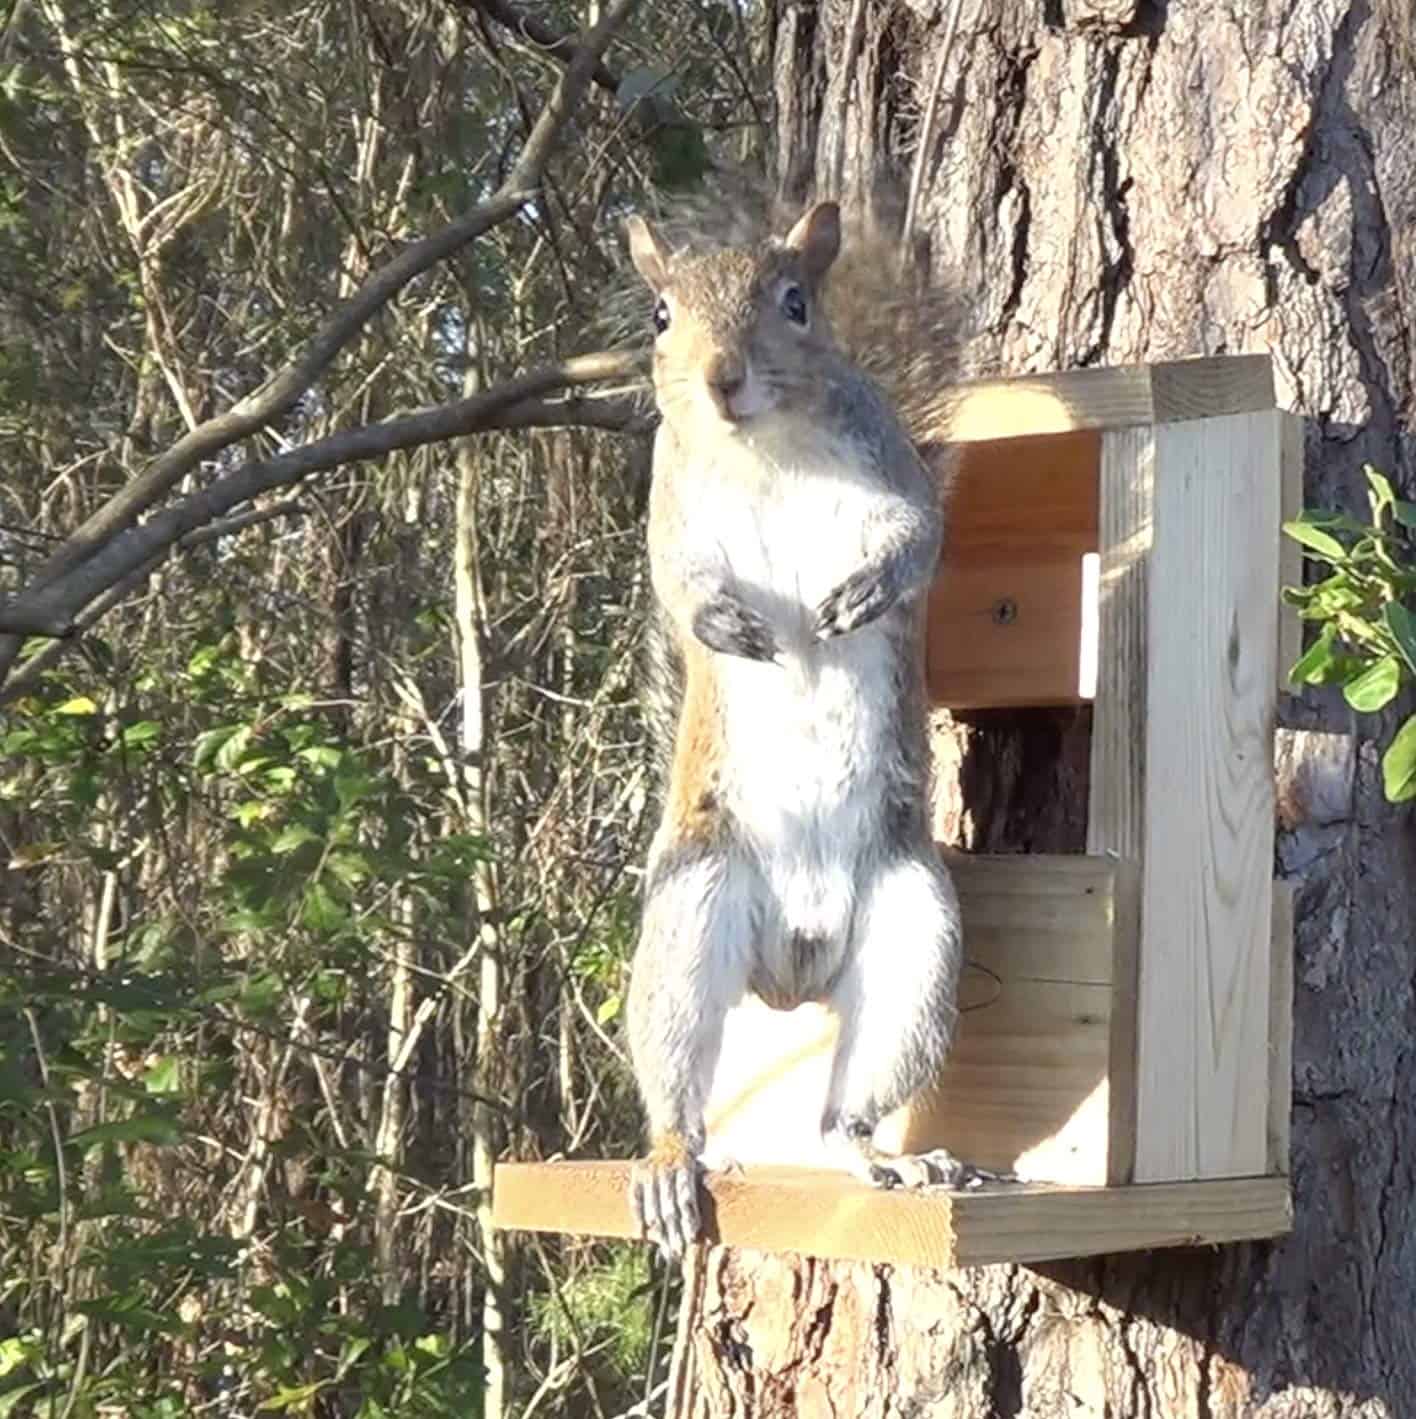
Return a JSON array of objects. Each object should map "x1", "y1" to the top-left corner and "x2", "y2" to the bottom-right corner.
[{"x1": 494, "y1": 354, "x2": 1300, "y2": 1269}]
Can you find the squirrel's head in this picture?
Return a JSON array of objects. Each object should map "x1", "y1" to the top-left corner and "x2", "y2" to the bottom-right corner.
[{"x1": 624, "y1": 201, "x2": 842, "y2": 431}]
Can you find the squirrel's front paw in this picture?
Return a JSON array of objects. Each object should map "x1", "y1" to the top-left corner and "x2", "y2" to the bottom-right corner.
[
  {"x1": 630, "y1": 1134, "x2": 704, "y2": 1261},
  {"x1": 692, "y1": 594, "x2": 778, "y2": 662},
  {"x1": 815, "y1": 564, "x2": 898, "y2": 639}
]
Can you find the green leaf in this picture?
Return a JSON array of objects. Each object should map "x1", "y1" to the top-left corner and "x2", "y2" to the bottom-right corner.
[
  {"x1": 216, "y1": 725, "x2": 255, "y2": 772},
  {"x1": 1292, "y1": 508, "x2": 1368, "y2": 533},
  {"x1": 8, "y1": 840, "x2": 61, "y2": 868},
  {"x1": 259, "y1": 1381, "x2": 330, "y2": 1412},
  {"x1": 194, "y1": 724, "x2": 241, "y2": 769},
  {"x1": 0, "y1": 1383, "x2": 47, "y2": 1417},
  {"x1": 1343, "y1": 655, "x2": 1401, "y2": 712},
  {"x1": 0, "y1": 1337, "x2": 40, "y2": 1379},
  {"x1": 120, "y1": 720, "x2": 161, "y2": 748},
  {"x1": 336, "y1": 1336, "x2": 373, "y2": 1380},
  {"x1": 1289, "y1": 623, "x2": 1338, "y2": 686},
  {"x1": 73, "y1": 1296, "x2": 182, "y2": 1334},
  {"x1": 271, "y1": 823, "x2": 320, "y2": 855},
  {"x1": 300, "y1": 881, "x2": 349, "y2": 934},
  {"x1": 1366, "y1": 465, "x2": 1397, "y2": 523},
  {"x1": 188, "y1": 644, "x2": 222, "y2": 677},
  {"x1": 1385, "y1": 603, "x2": 1416, "y2": 676},
  {"x1": 69, "y1": 1112, "x2": 182, "y2": 1152},
  {"x1": 237, "y1": 973, "x2": 282, "y2": 1016},
  {"x1": 54, "y1": 695, "x2": 97, "y2": 716},
  {"x1": 1383, "y1": 715, "x2": 1416, "y2": 801},
  {"x1": 596, "y1": 992, "x2": 622, "y2": 1025},
  {"x1": 1283, "y1": 520, "x2": 1348, "y2": 563},
  {"x1": 325, "y1": 851, "x2": 370, "y2": 887},
  {"x1": 1392, "y1": 500, "x2": 1416, "y2": 531},
  {"x1": 143, "y1": 1056, "x2": 182, "y2": 1095}
]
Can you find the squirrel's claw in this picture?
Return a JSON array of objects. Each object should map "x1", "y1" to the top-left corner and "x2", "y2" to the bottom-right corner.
[
  {"x1": 692, "y1": 593, "x2": 779, "y2": 663},
  {"x1": 815, "y1": 563, "x2": 898, "y2": 639},
  {"x1": 630, "y1": 1149, "x2": 703, "y2": 1261},
  {"x1": 868, "y1": 1148, "x2": 1016, "y2": 1191}
]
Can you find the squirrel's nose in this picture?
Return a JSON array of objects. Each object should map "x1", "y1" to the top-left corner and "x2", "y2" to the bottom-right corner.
[{"x1": 706, "y1": 357, "x2": 746, "y2": 417}]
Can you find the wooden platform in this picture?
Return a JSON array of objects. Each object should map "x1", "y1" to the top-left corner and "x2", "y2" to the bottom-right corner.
[
  {"x1": 491, "y1": 356, "x2": 1298, "y2": 1271},
  {"x1": 492, "y1": 1161, "x2": 1292, "y2": 1269}
]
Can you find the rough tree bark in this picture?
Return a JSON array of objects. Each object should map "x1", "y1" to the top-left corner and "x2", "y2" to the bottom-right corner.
[{"x1": 673, "y1": 2, "x2": 1416, "y2": 1415}]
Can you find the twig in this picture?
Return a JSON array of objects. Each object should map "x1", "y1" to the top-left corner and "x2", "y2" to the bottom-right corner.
[
  {"x1": 901, "y1": 0, "x2": 970, "y2": 252},
  {"x1": 176, "y1": 500, "x2": 308, "y2": 550}
]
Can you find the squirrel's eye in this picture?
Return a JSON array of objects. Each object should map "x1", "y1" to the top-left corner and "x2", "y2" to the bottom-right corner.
[
  {"x1": 653, "y1": 298, "x2": 671, "y2": 335},
  {"x1": 780, "y1": 284, "x2": 809, "y2": 326}
]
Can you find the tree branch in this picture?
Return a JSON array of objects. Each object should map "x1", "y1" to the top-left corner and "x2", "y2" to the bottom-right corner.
[
  {"x1": 0, "y1": 607, "x2": 75, "y2": 639},
  {"x1": 459, "y1": 0, "x2": 622, "y2": 94},
  {"x1": 177, "y1": 500, "x2": 308, "y2": 550},
  {"x1": 0, "y1": 0, "x2": 642, "y2": 688},
  {"x1": 0, "y1": 354, "x2": 645, "y2": 705}
]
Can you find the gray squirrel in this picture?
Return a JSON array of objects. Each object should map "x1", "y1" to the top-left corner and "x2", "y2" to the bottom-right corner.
[{"x1": 624, "y1": 201, "x2": 983, "y2": 1258}]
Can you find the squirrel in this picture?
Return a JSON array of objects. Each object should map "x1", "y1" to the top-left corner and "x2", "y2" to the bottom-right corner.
[{"x1": 622, "y1": 199, "x2": 990, "y2": 1259}]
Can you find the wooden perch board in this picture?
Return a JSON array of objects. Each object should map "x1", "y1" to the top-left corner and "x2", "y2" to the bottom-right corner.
[{"x1": 492, "y1": 1161, "x2": 1292, "y2": 1268}]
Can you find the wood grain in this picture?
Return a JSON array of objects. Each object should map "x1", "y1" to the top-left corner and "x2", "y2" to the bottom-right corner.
[
  {"x1": 1135, "y1": 411, "x2": 1280, "y2": 1181},
  {"x1": 945, "y1": 355, "x2": 1275, "y2": 444},
  {"x1": 927, "y1": 431, "x2": 1099, "y2": 709},
  {"x1": 703, "y1": 855, "x2": 1119, "y2": 1185},
  {"x1": 1086, "y1": 425, "x2": 1154, "y2": 864},
  {"x1": 491, "y1": 1160, "x2": 1292, "y2": 1268},
  {"x1": 1276, "y1": 410, "x2": 1305, "y2": 690},
  {"x1": 1268, "y1": 880, "x2": 1295, "y2": 1175}
]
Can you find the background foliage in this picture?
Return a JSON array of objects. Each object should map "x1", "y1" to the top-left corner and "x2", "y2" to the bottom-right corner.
[{"x1": 0, "y1": 0, "x2": 766, "y2": 1412}]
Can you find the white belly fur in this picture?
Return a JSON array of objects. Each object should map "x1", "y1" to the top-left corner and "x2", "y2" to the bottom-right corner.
[{"x1": 708, "y1": 423, "x2": 897, "y2": 970}]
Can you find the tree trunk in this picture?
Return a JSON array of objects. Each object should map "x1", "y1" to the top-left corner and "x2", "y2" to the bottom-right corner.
[{"x1": 673, "y1": 2, "x2": 1416, "y2": 1414}]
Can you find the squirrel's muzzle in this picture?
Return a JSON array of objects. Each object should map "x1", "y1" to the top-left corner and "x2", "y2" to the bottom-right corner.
[{"x1": 705, "y1": 352, "x2": 748, "y2": 422}]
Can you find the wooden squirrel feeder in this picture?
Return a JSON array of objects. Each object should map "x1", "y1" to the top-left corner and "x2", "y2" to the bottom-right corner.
[{"x1": 494, "y1": 353, "x2": 1300, "y2": 1268}]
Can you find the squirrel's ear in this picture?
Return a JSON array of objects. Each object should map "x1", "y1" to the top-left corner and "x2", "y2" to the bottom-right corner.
[
  {"x1": 784, "y1": 202, "x2": 841, "y2": 283},
  {"x1": 626, "y1": 216, "x2": 671, "y2": 293}
]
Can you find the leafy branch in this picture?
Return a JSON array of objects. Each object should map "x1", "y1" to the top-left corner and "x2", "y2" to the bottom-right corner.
[{"x1": 1284, "y1": 464, "x2": 1416, "y2": 801}]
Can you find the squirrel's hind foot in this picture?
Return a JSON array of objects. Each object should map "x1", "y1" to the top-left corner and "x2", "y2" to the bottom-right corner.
[
  {"x1": 827, "y1": 1125, "x2": 1016, "y2": 1194},
  {"x1": 867, "y1": 1147, "x2": 1016, "y2": 1192}
]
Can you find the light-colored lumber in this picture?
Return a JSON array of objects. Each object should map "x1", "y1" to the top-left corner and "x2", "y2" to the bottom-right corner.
[
  {"x1": 1086, "y1": 425, "x2": 1154, "y2": 863},
  {"x1": 1132, "y1": 411, "x2": 1281, "y2": 1182},
  {"x1": 927, "y1": 431, "x2": 1098, "y2": 709},
  {"x1": 945, "y1": 355, "x2": 1276, "y2": 444},
  {"x1": 887, "y1": 856, "x2": 1118, "y2": 1185},
  {"x1": 491, "y1": 1161, "x2": 1292, "y2": 1268},
  {"x1": 703, "y1": 855, "x2": 1119, "y2": 1186},
  {"x1": 1104, "y1": 859, "x2": 1141, "y2": 1186},
  {"x1": 1268, "y1": 881, "x2": 1295, "y2": 1175},
  {"x1": 1277, "y1": 410, "x2": 1305, "y2": 690}
]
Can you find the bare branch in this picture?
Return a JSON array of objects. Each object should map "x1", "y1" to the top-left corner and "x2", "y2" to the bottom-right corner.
[
  {"x1": 460, "y1": 0, "x2": 622, "y2": 94},
  {"x1": 0, "y1": 0, "x2": 642, "y2": 687},
  {"x1": 0, "y1": 354, "x2": 644, "y2": 705},
  {"x1": 176, "y1": 501, "x2": 308, "y2": 549},
  {"x1": 0, "y1": 607, "x2": 74, "y2": 639}
]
